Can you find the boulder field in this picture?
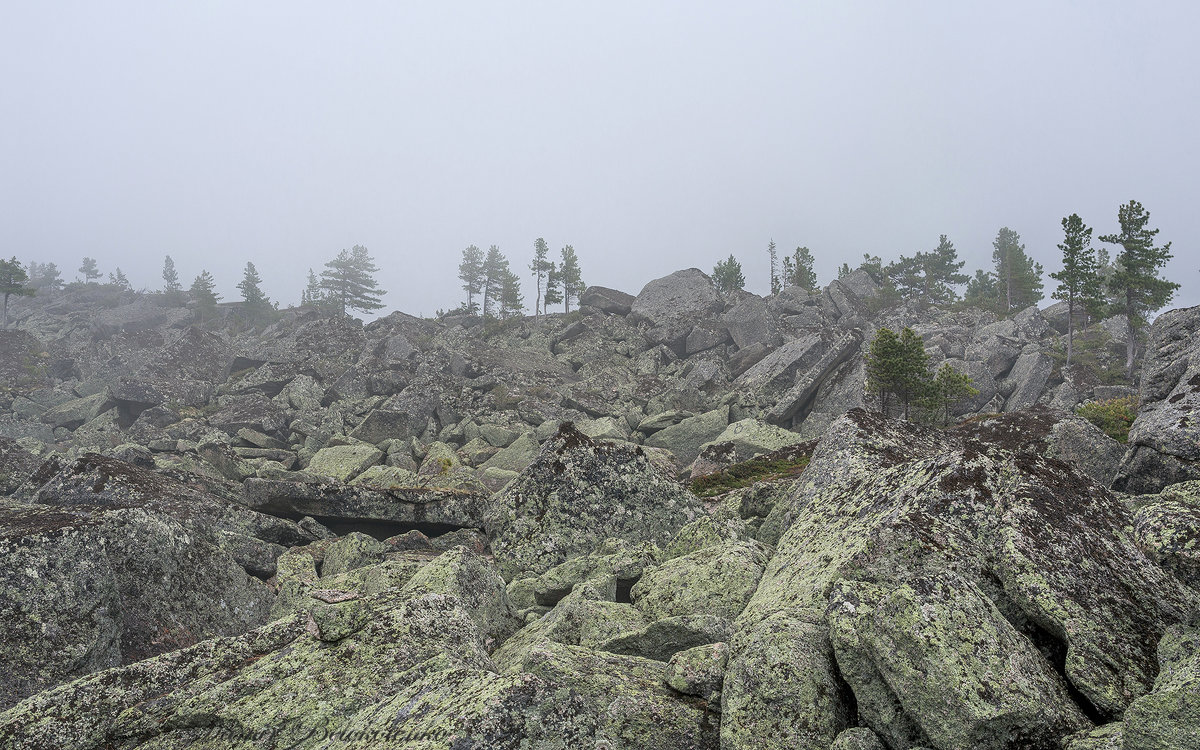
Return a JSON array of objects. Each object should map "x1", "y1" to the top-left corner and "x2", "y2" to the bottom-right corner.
[{"x1": 0, "y1": 273, "x2": 1196, "y2": 749}]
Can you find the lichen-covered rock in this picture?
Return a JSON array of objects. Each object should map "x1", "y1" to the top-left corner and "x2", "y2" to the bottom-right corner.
[
  {"x1": 533, "y1": 537, "x2": 659, "y2": 606},
  {"x1": 644, "y1": 405, "x2": 730, "y2": 466},
  {"x1": 1114, "y1": 305, "x2": 1200, "y2": 494},
  {"x1": 40, "y1": 391, "x2": 112, "y2": 430},
  {"x1": 1130, "y1": 482, "x2": 1200, "y2": 591},
  {"x1": 827, "y1": 574, "x2": 1091, "y2": 750},
  {"x1": 0, "y1": 498, "x2": 272, "y2": 710},
  {"x1": 700, "y1": 418, "x2": 807, "y2": 463},
  {"x1": 491, "y1": 577, "x2": 646, "y2": 671},
  {"x1": 305, "y1": 443, "x2": 383, "y2": 481},
  {"x1": 953, "y1": 406, "x2": 1125, "y2": 487},
  {"x1": 830, "y1": 728, "x2": 888, "y2": 750},
  {"x1": 662, "y1": 509, "x2": 747, "y2": 561},
  {"x1": 599, "y1": 614, "x2": 731, "y2": 663},
  {"x1": 580, "y1": 284, "x2": 635, "y2": 315},
  {"x1": 348, "y1": 463, "x2": 420, "y2": 488},
  {"x1": 486, "y1": 424, "x2": 703, "y2": 580},
  {"x1": 665, "y1": 641, "x2": 728, "y2": 702},
  {"x1": 1063, "y1": 724, "x2": 1125, "y2": 750},
  {"x1": 519, "y1": 642, "x2": 719, "y2": 749},
  {"x1": 400, "y1": 545, "x2": 520, "y2": 646},
  {"x1": 745, "y1": 409, "x2": 1198, "y2": 720},
  {"x1": 320, "y1": 531, "x2": 390, "y2": 577},
  {"x1": 0, "y1": 593, "x2": 504, "y2": 749},
  {"x1": 478, "y1": 431, "x2": 539, "y2": 473},
  {"x1": 1122, "y1": 617, "x2": 1200, "y2": 750},
  {"x1": 629, "y1": 268, "x2": 725, "y2": 355},
  {"x1": 632, "y1": 541, "x2": 768, "y2": 622},
  {"x1": 721, "y1": 608, "x2": 851, "y2": 750}
]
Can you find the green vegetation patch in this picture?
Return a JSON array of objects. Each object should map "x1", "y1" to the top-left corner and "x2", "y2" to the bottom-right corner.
[
  {"x1": 1076, "y1": 395, "x2": 1138, "y2": 443},
  {"x1": 689, "y1": 443, "x2": 812, "y2": 498}
]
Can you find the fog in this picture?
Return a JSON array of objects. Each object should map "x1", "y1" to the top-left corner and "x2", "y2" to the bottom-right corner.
[{"x1": 2, "y1": 2, "x2": 1197, "y2": 316}]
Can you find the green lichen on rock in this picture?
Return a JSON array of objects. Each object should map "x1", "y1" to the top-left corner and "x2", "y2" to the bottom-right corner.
[
  {"x1": 491, "y1": 577, "x2": 646, "y2": 672},
  {"x1": 304, "y1": 443, "x2": 383, "y2": 482},
  {"x1": 319, "y1": 531, "x2": 390, "y2": 577},
  {"x1": 743, "y1": 409, "x2": 1199, "y2": 721},
  {"x1": 662, "y1": 508, "x2": 747, "y2": 561},
  {"x1": 830, "y1": 727, "x2": 889, "y2": 750},
  {"x1": 632, "y1": 540, "x2": 768, "y2": 622},
  {"x1": 485, "y1": 424, "x2": 703, "y2": 581},
  {"x1": 1122, "y1": 617, "x2": 1200, "y2": 750},
  {"x1": 532, "y1": 537, "x2": 659, "y2": 605},
  {"x1": 665, "y1": 641, "x2": 728, "y2": 702},
  {"x1": 400, "y1": 545, "x2": 520, "y2": 646},
  {"x1": 598, "y1": 614, "x2": 731, "y2": 663},
  {"x1": 519, "y1": 642, "x2": 719, "y2": 749},
  {"x1": 1131, "y1": 480, "x2": 1200, "y2": 588},
  {"x1": 827, "y1": 574, "x2": 1091, "y2": 750},
  {"x1": 721, "y1": 608, "x2": 851, "y2": 750}
]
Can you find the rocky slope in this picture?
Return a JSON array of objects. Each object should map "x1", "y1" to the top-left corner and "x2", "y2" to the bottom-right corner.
[{"x1": 0, "y1": 271, "x2": 1196, "y2": 749}]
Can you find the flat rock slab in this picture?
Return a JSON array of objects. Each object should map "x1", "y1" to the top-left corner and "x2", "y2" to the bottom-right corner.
[{"x1": 242, "y1": 477, "x2": 490, "y2": 530}]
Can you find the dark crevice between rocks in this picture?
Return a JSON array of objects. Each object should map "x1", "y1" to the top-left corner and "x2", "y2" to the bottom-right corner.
[
  {"x1": 615, "y1": 578, "x2": 637, "y2": 604},
  {"x1": 983, "y1": 571, "x2": 1111, "y2": 726},
  {"x1": 268, "y1": 511, "x2": 474, "y2": 542}
]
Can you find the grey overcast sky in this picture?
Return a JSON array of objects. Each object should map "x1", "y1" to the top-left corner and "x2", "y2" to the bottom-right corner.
[{"x1": 2, "y1": 2, "x2": 1197, "y2": 316}]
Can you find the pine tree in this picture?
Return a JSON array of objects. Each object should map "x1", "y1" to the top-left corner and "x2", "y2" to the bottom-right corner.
[
  {"x1": 865, "y1": 326, "x2": 930, "y2": 420},
  {"x1": 237, "y1": 261, "x2": 271, "y2": 320},
  {"x1": 923, "y1": 362, "x2": 979, "y2": 426},
  {"x1": 781, "y1": 246, "x2": 817, "y2": 290},
  {"x1": 768, "y1": 240, "x2": 780, "y2": 295},
  {"x1": 712, "y1": 254, "x2": 746, "y2": 295},
  {"x1": 529, "y1": 238, "x2": 553, "y2": 319},
  {"x1": 992, "y1": 227, "x2": 1043, "y2": 314},
  {"x1": 1050, "y1": 214, "x2": 1102, "y2": 367},
  {"x1": 108, "y1": 268, "x2": 131, "y2": 290},
  {"x1": 498, "y1": 266, "x2": 525, "y2": 319},
  {"x1": 481, "y1": 245, "x2": 507, "y2": 318},
  {"x1": 301, "y1": 268, "x2": 323, "y2": 308},
  {"x1": 79, "y1": 257, "x2": 101, "y2": 284},
  {"x1": 190, "y1": 270, "x2": 220, "y2": 323},
  {"x1": 559, "y1": 245, "x2": 584, "y2": 313},
  {"x1": 1099, "y1": 200, "x2": 1180, "y2": 378},
  {"x1": 320, "y1": 245, "x2": 386, "y2": 317},
  {"x1": 887, "y1": 235, "x2": 967, "y2": 304},
  {"x1": 543, "y1": 263, "x2": 563, "y2": 310},
  {"x1": 0, "y1": 257, "x2": 34, "y2": 326},
  {"x1": 837, "y1": 262, "x2": 852, "y2": 279},
  {"x1": 26, "y1": 262, "x2": 62, "y2": 292},
  {"x1": 964, "y1": 269, "x2": 1000, "y2": 312},
  {"x1": 457, "y1": 245, "x2": 485, "y2": 315},
  {"x1": 162, "y1": 255, "x2": 183, "y2": 301}
]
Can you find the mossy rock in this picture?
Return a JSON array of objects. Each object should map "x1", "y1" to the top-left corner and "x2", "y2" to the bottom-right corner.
[{"x1": 1122, "y1": 618, "x2": 1200, "y2": 750}]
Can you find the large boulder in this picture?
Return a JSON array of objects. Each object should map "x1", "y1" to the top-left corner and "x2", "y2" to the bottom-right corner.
[
  {"x1": 644, "y1": 405, "x2": 730, "y2": 465},
  {"x1": 0, "y1": 455, "x2": 287, "y2": 709},
  {"x1": 485, "y1": 424, "x2": 704, "y2": 580},
  {"x1": 629, "y1": 268, "x2": 725, "y2": 355},
  {"x1": 579, "y1": 285, "x2": 635, "y2": 315},
  {"x1": 721, "y1": 294, "x2": 782, "y2": 350},
  {"x1": 731, "y1": 409, "x2": 1197, "y2": 746},
  {"x1": 954, "y1": 407, "x2": 1126, "y2": 488},
  {"x1": 1114, "y1": 305, "x2": 1200, "y2": 494}
]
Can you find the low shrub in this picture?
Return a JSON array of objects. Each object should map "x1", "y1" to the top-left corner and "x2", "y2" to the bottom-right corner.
[{"x1": 1076, "y1": 396, "x2": 1137, "y2": 443}]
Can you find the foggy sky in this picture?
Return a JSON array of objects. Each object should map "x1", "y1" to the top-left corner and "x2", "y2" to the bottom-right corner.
[{"x1": 3, "y1": 2, "x2": 1198, "y2": 317}]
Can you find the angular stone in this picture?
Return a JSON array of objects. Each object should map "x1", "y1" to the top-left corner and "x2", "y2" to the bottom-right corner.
[
  {"x1": 486, "y1": 425, "x2": 703, "y2": 580},
  {"x1": 305, "y1": 443, "x2": 383, "y2": 482}
]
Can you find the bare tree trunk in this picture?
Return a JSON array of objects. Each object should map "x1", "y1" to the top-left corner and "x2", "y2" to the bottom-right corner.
[
  {"x1": 1125, "y1": 289, "x2": 1136, "y2": 379},
  {"x1": 1065, "y1": 298, "x2": 1074, "y2": 368}
]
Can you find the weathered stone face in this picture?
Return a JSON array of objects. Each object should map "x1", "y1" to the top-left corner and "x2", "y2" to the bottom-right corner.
[
  {"x1": 485, "y1": 424, "x2": 704, "y2": 581},
  {"x1": 730, "y1": 409, "x2": 1198, "y2": 747}
]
